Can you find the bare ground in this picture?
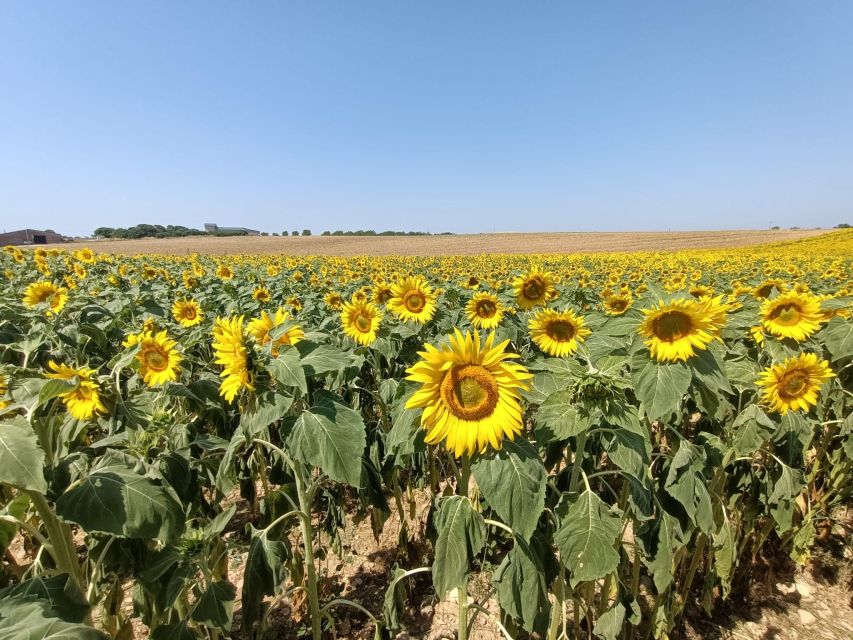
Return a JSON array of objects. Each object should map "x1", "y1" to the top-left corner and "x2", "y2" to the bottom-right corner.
[{"x1": 60, "y1": 229, "x2": 830, "y2": 256}]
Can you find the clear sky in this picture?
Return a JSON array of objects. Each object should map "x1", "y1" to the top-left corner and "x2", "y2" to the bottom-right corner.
[{"x1": 1, "y1": 1, "x2": 852, "y2": 236}]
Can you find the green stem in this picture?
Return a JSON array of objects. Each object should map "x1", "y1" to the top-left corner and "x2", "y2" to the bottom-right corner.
[
  {"x1": 293, "y1": 459, "x2": 322, "y2": 640},
  {"x1": 458, "y1": 575, "x2": 469, "y2": 640},
  {"x1": 26, "y1": 491, "x2": 85, "y2": 594},
  {"x1": 569, "y1": 431, "x2": 589, "y2": 495}
]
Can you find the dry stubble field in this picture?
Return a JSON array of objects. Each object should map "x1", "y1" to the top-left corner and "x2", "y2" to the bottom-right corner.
[{"x1": 63, "y1": 228, "x2": 830, "y2": 256}]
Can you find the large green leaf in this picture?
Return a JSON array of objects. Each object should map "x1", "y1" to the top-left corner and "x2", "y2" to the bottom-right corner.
[
  {"x1": 285, "y1": 390, "x2": 365, "y2": 487},
  {"x1": 0, "y1": 417, "x2": 47, "y2": 492},
  {"x1": 664, "y1": 441, "x2": 713, "y2": 533},
  {"x1": 0, "y1": 574, "x2": 89, "y2": 624},
  {"x1": 713, "y1": 520, "x2": 735, "y2": 598},
  {"x1": 191, "y1": 581, "x2": 236, "y2": 630},
  {"x1": 240, "y1": 390, "x2": 293, "y2": 436},
  {"x1": 631, "y1": 355, "x2": 691, "y2": 420},
  {"x1": 638, "y1": 511, "x2": 685, "y2": 593},
  {"x1": 432, "y1": 495, "x2": 485, "y2": 597},
  {"x1": 56, "y1": 465, "x2": 184, "y2": 541},
  {"x1": 729, "y1": 405, "x2": 775, "y2": 456},
  {"x1": 593, "y1": 595, "x2": 641, "y2": 640},
  {"x1": 267, "y1": 349, "x2": 307, "y2": 394},
  {"x1": 554, "y1": 489, "x2": 622, "y2": 587},
  {"x1": 822, "y1": 317, "x2": 853, "y2": 361},
  {"x1": 472, "y1": 437, "x2": 546, "y2": 542},
  {"x1": 0, "y1": 598, "x2": 108, "y2": 640},
  {"x1": 296, "y1": 341, "x2": 355, "y2": 376},
  {"x1": 535, "y1": 390, "x2": 585, "y2": 441},
  {"x1": 241, "y1": 522, "x2": 289, "y2": 633},
  {"x1": 494, "y1": 540, "x2": 551, "y2": 633}
]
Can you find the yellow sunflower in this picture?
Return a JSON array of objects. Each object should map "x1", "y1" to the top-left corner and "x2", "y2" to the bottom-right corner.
[
  {"x1": 603, "y1": 292, "x2": 632, "y2": 316},
  {"x1": 73, "y1": 247, "x2": 96, "y2": 263},
  {"x1": 22, "y1": 281, "x2": 68, "y2": 314},
  {"x1": 44, "y1": 361, "x2": 106, "y2": 421},
  {"x1": 760, "y1": 291, "x2": 824, "y2": 342},
  {"x1": 754, "y1": 279, "x2": 787, "y2": 299},
  {"x1": 246, "y1": 308, "x2": 304, "y2": 357},
  {"x1": 372, "y1": 282, "x2": 394, "y2": 305},
  {"x1": 252, "y1": 286, "x2": 271, "y2": 302},
  {"x1": 172, "y1": 299, "x2": 203, "y2": 327},
  {"x1": 465, "y1": 292, "x2": 503, "y2": 330},
  {"x1": 638, "y1": 298, "x2": 719, "y2": 362},
  {"x1": 529, "y1": 308, "x2": 592, "y2": 357},
  {"x1": 388, "y1": 276, "x2": 437, "y2": 323},
  {"x1": 341, "y1": 298, "x2": 383, "y2": 346},
  {"x1": 757, "y1": 353, "x2": 834, "y2": 414},
  {"x1": 512, "y1": 267, "x2": 556, "y2": 310},
  {"x1": 212, "y1": 316, "x2": 255, "y2": 403},
  {"x1": 216, "y1": 264, "x2": 234, "y2": 280},
  {"x1": 136, "y1": 330, "x2": 183, "y2": 387},
  {"x1": 324, "y1": 291, "x2": 344, "y2": 311},
  {"x1": 405, "y1": 330, "x2": 532, "y2": 457}
]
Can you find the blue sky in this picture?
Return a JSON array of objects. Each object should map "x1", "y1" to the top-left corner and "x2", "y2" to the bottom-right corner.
[{"x1": 1, "y1": 1, "x2": 852, "y2": 236}]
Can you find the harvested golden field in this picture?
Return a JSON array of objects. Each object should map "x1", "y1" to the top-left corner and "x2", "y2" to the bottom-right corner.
[{"x1": 62, "y1": 227, "x2": 831, "y2": 256}]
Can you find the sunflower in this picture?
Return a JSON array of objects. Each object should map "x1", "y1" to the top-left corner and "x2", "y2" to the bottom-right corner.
[
  {"x1": 760, "y1": 291, "x2": 824, "y2": 342},
  {"x1": 405, "y1": 330, "x2": 532, "y2": 457},
  {"x1": 512, "y1": 268, "x2": 556, "y2": 310},
  {"x1": 528, "y1": 308, "x2": 591, "y2": 357},
  {"x1": 372, "y1": 282, "x2": 394, "y2": 305},
  {"x1": 22, "y1": 281, "x2": 68, "y2": 314},
  {"x1": 602, "y1": 292, "x2": 632, "y2": 316},
  {"x1": 136, "y1": 330, "x2": 183, "y2": 387},
  {"x1": 252, "y1": 286, "x2": 271, "y2": 302},
  {"x1": 246, "y1": 308, "x2": 304, "y2": 357},
  {"x1": 324, "y1": 291, "x2": 344, "y2": 310},
  {"x1": 73, "y1": 247, "x2": 96, "y2": 263},
  {"x1": 757, "y1": 353, "x2": 834, "y2": 414},
  {"x1": 754, "y1": 279, "x2": 787, "y2": 299},
  {"x1": 466, "y1": 292, "x2": 503, "y2": 330},
  {"x1": 388, "y1": 276, "x2": 436, "y2": 323},
  {"x1": 172, "y1": 299, "x2": 203, "y2": 327},
  {"x1": 216, "y1": 264, "x2": 234, "y2": 280},
  {"x1": 44, "y1": 361, "x2": 106, "y2": 421},
  {"x1": 341, "y1": 298, "x2": 383, "y2": 346},
  {"x1": 212, "y1": 316, "x2": 255, "y2": 402},
  {"x1": 637, "y1": 298, "x2": 719, "y2": 362},
  {"x1": 0, "y1": 372, "x2": 9, "y2": 410}
]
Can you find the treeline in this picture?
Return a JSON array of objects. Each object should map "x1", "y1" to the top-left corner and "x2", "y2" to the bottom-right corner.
[{"x1": 94, "y1": 225, "x2": 248, "y2": 239}]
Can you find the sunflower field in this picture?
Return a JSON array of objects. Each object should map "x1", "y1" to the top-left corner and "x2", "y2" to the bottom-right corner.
[{"x1": 0, "y1": 230, "x2": 851, "y2": 640}]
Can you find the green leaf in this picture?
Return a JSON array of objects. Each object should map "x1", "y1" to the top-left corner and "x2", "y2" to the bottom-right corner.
[
  {"x1": 765, "y1": 462, "x2": 805, "y2": 534},
  {"x1": 0, "y1": 417, "x2": 48, "y2": 492},
  {"x1": 729, "y1": 405, "x2": 775, "y2": 457},
  {"x1": 689, "y1": 349, "x2": 733, "y2": 394},
  {"x1": 191, "y1": 581, "x2": 236, "y2": 630},
  {"x1": 522, "y1": 371, "x2": 570, "y2": 404},
  {"x1": 382, "y1": 566, "x2": 408, "y2": 632},
  {"x1": 38, "y1": 378, "x2": 78, "y2": 408},
  {"x1": 822, "y1": 317, "x2": 853, "y2": 361},
  {"x1": 554, "y1": 489, "x2": 622, "y2": 587},
  {"x1": 267, "y1": 348, "x2": 307, "y2": 394},
  {"x1": 56, "y1": 465, "x2": 184, "y2": 541},
  {"x1": 432, "y1": 496, "x2": 485, "y2": 597},
  {"x1": 241, "y1": 522, "x2": 289, "y2": 633},
  {"x1": 286, "y1": 391, "x2": 365, "y2": 487},
  {"x1": 594, "y1": 596, "x2": 641, "y2": 640},
  {"x1": 240, "y1": 390, "x2": 293, "y2": 436},
  {"x1": 664, "y1": 442, "x2": 713, "y2": 533},
  {"x1": 0, "y1": 494, "x2": 30, "y2": 553},
  {"x1": 638, "y1": 511, "x2": 685, "y2": 593},
  {"x1": 535, "y1": 390, "x2": 585, "y2": 441},
  {"x1": 150, "y1": 623, "x2": 199, "y2": 640},
  {"x1": 494, "y1": 540, "x2": 551, "y2": 633},
  {"x1": 713, "y1": 520, "x2": 735, "y2": 598},
  {"x1": 296, "y1": 341, "x2": 355, "y2": 376},
  {"x1": 472, "y1": 437, "x2": 546, "y2": 542},
  {"x1": 0, "y1": 599, "x2": 108, "y2": 640},
  {"x1": 630, "y1": 355, "x2": 691, "y2": 421},
  {"x1": 0, "y1": 574, "x2": 89, "y2": 624}
]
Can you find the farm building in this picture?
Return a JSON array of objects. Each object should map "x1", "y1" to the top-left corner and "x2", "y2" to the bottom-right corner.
[
  {"x1": 0, "y1": 228, "x2": 67, "y2": 245},
  {"x1": 204, "y1": 223, "x2": 260, "y2": 236}
]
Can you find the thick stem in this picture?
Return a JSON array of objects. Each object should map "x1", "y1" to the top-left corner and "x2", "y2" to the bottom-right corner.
[
  {"x1": 292, "y1": 461, "x2": 323, "y2": 640},
  {"x1": 569, "y1": 431, "x2": 589, "y2": 495},
  {"x1": 26, "y1": 491, "x2": 85, "y2": 593},
  {"x1": 458, "y1": 575, "x2": 469, "y2": 640}
]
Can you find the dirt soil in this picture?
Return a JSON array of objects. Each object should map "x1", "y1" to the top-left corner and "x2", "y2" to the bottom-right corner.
[{"x1": 58, "y1": 229, "x2": 830, "y2": 257}]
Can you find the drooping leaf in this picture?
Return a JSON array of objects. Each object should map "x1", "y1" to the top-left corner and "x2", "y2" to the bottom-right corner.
[
  {"x1": 631, "y1": 355, "x2": 691, "y2": 421},
  {"x1": 664, "y1": 442, "x2": 714, "y2": 533},
  {"x1": 56, "y1": 465, "x2": 184, "y2": 541},
  {"x1": 494, "y1": 539, "x2": 551, "y2": 633},
  {"x1": 713, "y1": 520, "x2": 735, "y2": 597},
  {"x1": 0, "y1": 574, "x2": 89, "y2": 623},
  {"x1": 0, "y1": 417, "x2": 48, "y2": 492},
  {"x1": 0, "y1": 598, "x2": 109, "y2": 640},
  {"x1": 240, "y1": 389, "x2": 293, "y2": 436},
  {"x1": 241, "y1": 522, "x2": 289, "y2": 633},
  {"x1": 191, "y1": 581, "x2": 236, "y2": 630},
  {"x1": 555, "y1": 489, "x2": 622, "y2": 587},
  {"x1": 432, "y1": 495, "x2": 485, "y2": 597},
  {"x1": 472, "y1": 437, "x2": 546, "y2": 542}
]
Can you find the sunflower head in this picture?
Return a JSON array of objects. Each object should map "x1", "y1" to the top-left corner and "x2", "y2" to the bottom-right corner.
[
  {"x1": 137, "y1": 330, "x2": 183, "y2": 388},
  {"x1": 22, "y1": 281, "x2": 68, "y2": 314},
  {"x1": 388, "y1": 276, "x2": 437, "y2": 323},
  {"x1": 529, "y1": 308, "x2": 592, "y2": 357},
  {"x1": 212, "y1": 316, "x2": 255, "y2": 403},
  {"x1": 512, "y1": 268, "x2": 556, "y2": 310},
  {"x1": 757, "y1": 353, "x2": 834, "y2": 414},
  {"x1": 0, "y1": 372, "x2": 9, "y2": 410},
  {"x1": 466, "y1": 292, "x2": 503, "y2": 330},
  {"x1": 324, "y1": 291, "x2": 344, "y2": 310},
  {"x1": 172, "y1": 299, "x2": 203, "y2": 328},
  {"x1": 405, "y1": 330, "x2": 532, "y2": 457},
  {"x1": 638, "y1": 298, "x2": 719, "y2": 362},
  {"x1": 603, "y1": 292, "x2": 632, "y2": 316},
  {"x1": 760, "y1": 291, "x2": 824, "y2": 342},
  {"x1": 246, "y1": 308, "x2": 304, "y2": 357},
  {"x1": 216, "y1": 264, "x2": 234, "y2": 280},
  {"x1": 372, "y1": 283, "x2": 394, "y2": 305},
  {"x1": 44, "y1": 361, "x2": 105, "y2": 421},
  {"x1": 754, "y1": 279, "x2": 787, "y2": 299},
  {"x1": 252, "y1": 286, "x2": 271, "y2": 302},
  {"x1": 341, "y1": 298, "x2": 383, "y2": 346}
]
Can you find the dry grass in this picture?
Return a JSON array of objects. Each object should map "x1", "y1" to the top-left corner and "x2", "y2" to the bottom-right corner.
[{"x1": 61, "y1": 229, "x2": 830, "y2": 256}]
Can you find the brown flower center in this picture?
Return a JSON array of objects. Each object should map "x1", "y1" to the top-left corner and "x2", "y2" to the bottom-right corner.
[
  {"x1": 475, "y1": 299, "x2": 497, "y2": 318},
  {"x1": 354, "y1": 314, "x2": 373, "y2": 333},
  {"x1": 778, "y1": 371, "x2": 808, "y2": 399},
  {"x1": 769, "y1": 303, "x2": 801, "y2": 327},
  {"x1": 547, "y1": 320, "x2": 576, "y2": 342},
  {"x1": 652, "y1": 310, "x2": 693, "y2": 343},
  {"x1": 143, "y1": 346, "x2": 169, "y2": 372},
  {"x1": 522, "y1": 278, "x2": 544, "y2": 301},
  {"x1": 440, "y1": 364, "x2": 499, "y2": 421},
  {"x1": 404, "y1": 291, "x2": 425, "y2": 313}
]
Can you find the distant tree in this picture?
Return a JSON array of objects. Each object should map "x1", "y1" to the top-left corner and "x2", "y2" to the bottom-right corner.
[
  {"x1": 835, "y1": 223, "x2": 850, "y2": 228},
  {"x1": 94, "y1": 227, "x2": 115, "y2": 238},
  {"x1": 302, "y1": 229, "x2": 312, "y2": 236},
  {"x1": 261, "y1": 232, "x2": 269, "y2": 236},
  {"x1": 272, "y1": 232, "x2": 279, "y2": 236},
  {"x1": 331, "y1": 230, "x2": 344, "y2": 236},
  {"x1": 282, "y1": 231, "x2": 288, "y2": 236},
  {"x1": 321, "y1": 230, "x2": 331, "y2": 236},
  {"x1": 292, "y1": 230, "x2": 299, "y2": 236},
  {"x1": 770, "y1": 226, "x2": 781, "y2": 230}
]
